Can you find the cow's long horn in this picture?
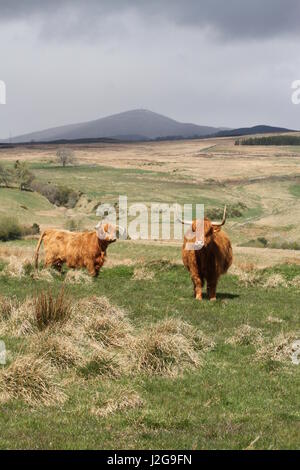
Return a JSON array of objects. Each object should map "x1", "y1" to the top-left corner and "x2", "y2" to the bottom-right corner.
[
  {"x1": 176, "y1": 215, "x2": 193, "y2": 226},
  {"x1": 212, "y1": 205, "x2": 227, "y2": 227}
]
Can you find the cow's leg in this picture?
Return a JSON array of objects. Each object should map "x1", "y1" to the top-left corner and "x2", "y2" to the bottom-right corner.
[
  {"x1": 189, "y1": 262, "x2": 203, "y2": 300},
  {"x1": 207, "y1": 279, "x2": 217, "y2": 301},
  {"x1": 86, "y1": 260, "x2": 97, "y2": 277}
]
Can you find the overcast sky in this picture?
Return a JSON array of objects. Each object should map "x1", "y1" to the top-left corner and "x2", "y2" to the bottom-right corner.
[{"x1": 0, "y1": 0, "x2": 300, "y2": 138}]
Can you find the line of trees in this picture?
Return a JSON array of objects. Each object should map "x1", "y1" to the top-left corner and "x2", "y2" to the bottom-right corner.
[{"x1": 235, "y1": 135, "x2": 300, "y2": 146}]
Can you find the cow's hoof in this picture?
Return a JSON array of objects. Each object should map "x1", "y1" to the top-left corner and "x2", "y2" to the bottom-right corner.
[
  {"x1": 195, "y1": 294, "x2": 202, "y2": 301},
  {"x1": 210, "y1": 297, "x2": 217, "y2": 301}
]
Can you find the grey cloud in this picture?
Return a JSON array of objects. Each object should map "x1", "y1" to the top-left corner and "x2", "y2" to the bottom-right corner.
[{"x1": 0, "y1": 0, "x2": 300, "y2": 41}]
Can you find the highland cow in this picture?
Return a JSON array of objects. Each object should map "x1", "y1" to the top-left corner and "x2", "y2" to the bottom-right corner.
[
  {"x1": 34, "y1": 222, "x2": 124, "y2": 276},
  {"x1": 179, "y1": 206, "x2": 232, "y2": 301}
]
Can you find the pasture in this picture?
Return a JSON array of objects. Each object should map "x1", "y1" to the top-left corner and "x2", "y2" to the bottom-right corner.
[{"x1": 0, "y1": 136, "x2": 299, "y2": 449}]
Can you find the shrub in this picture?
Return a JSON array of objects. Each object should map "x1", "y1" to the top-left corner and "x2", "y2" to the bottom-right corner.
[
  {"x1": 21, "y1": 223, "x2": 40, "y2": 237},
  {"x1": 31, "y1": 180, "x2": 80, "y2": 208},
  {"x1": 0, "y1": 216, "x2": 22, "y2": 241}
]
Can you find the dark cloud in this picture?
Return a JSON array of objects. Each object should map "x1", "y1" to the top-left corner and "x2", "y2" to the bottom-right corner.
[
  {"x1": 0, "y1": 0, "x2": 300, "y2": 41},
  {"x1": 0, "y1": 1, "x2": 299, "y2": 138}
]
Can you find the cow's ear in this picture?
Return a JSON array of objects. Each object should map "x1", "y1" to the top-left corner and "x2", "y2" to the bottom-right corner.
[{"x1": 212, "y1": 225, "x2": 221, "y2": 233}]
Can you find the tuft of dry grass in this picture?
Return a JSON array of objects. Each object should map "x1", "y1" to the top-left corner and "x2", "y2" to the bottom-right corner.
[
  {"x1": 255, "y1": 332, "x2": 298, "y2": 364},
  {"x1": 266, "y1": 315, "x2": 283, "y2": 324},
  {"x1": 30, "y1": 268, "x2": 54, "y2": 282},
  {"x1": 35, "y1": 288, "x2": 72, "y2": 331},
  {"x1": 0, "y1": 298, "x2": 37, "y2": 337},
  {"x1": 289, "y1": 275, "x2": 300, "y2": 288},
  {"x1": 75, "y1": 296, "x2": 125, "y2": 319},
  {"x1": 83, "y1": 312, "x2": 133, "y2": 349},
  {"x1": 1, "y1": 256, "x2": 29, "y2": 278},
  {"x1": 91, "y1": 386, "x2": 143, "y2": 417},
  {"x1": 129, "y1": 318, "x2": 204, "y2": 376},
  {"x1": 79, "y1": 343, "x2": 125, "y2": 379},
  {"x1": 230, "y1": 265, "x2": 262, "y2": 287},
  {"x1": 0, "y1": 295, "x2": 14, "y2": 320},
  {"x1": 226, "y1": 324, "x2": 263, "y2": 346},
  {"x1": 74, "y1": 296, "x2": 133, "y2": 349},
  {"x1": 132, "y1": 267, "x2": 154, "y2": 281},
  {"x1": 64, "y1": 270, "x2": 92, "y2": 284},
  {"x1": 30, "y1": 332, "x2": 84, "y2": 370},
  {"x1": 263, "y1": 274, "x2": 287, "y2": 289},
  {"x1": 0, "y1": 354, "x2": 66, "y2": 406}
]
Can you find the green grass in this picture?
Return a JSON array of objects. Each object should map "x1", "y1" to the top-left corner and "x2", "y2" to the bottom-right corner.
[
  {"x1": 290, "y1": 183, "x2": 300, "y2": 199},
  {"x1": 0, "y1": 255, "x2": 299, "y2": 450}
]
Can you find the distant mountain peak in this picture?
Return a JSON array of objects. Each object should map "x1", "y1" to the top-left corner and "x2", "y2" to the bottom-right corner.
[{"x1": 7, "y1": 109, "x2": 221, "y2": 143}]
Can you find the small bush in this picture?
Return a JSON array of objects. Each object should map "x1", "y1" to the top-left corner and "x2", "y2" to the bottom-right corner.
[
  {"x1": 31, "y1": 180, "x2": 80, "y2": 208},
  {"x1": 35, "y1": 288, "x2": 72, "y2": 331},
  {"x1": 0, "y1": 217, "x2": 22, "y2": 241},
  {"x1": 206, "y1": 202, "x2": 247, "y2": 220},
  {"x1": 21, "y1": 223, "x2": 40, "y2": 237}
]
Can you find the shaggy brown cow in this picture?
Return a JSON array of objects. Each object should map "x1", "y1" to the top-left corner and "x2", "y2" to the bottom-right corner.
[
  {"x1": 34, "y1": 222, "x2": 124, "y2": 276},
  {"x1": 180, "y1": 206, "x2": 232, "y2": 301}
]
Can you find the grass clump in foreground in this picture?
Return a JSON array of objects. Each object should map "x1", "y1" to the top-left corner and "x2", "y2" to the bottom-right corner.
[
  {"x1": 0, "y1": 260, "x2": 299, "y2": 449},
  {"x1": 0, "y1": 291, "x2": 207, "y2": 416},
  {"x1": 0, "y1": 354, "x2": 66, "y2": 406},
  {"x1": 129, "y1": 318, "x2": 213, "y2": 377},
  {"x1": 35, "y1": 288, "x2": 72, "y2": 330}
]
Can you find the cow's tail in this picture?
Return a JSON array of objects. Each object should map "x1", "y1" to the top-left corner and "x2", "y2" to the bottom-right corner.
[{"x1": 34, "y1": 231, "x2": 46, "y2": 269}]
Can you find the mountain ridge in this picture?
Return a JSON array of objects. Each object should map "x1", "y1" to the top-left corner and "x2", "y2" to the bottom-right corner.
[
  {"x1": 2, "y1": 109, "x2": 296, "y2": 144},
  {"x1": 5, "y1": 109, "x2": 221, "y2": 143}
]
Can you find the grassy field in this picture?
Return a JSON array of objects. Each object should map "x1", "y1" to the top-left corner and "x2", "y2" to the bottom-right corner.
[{"x1": 0, "y1": 136, "x2": 299, "y2": 449}]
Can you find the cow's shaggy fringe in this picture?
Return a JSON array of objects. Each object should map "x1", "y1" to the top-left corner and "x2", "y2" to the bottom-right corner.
[
  {"x1": 129, "y1": 318, "x2": 205, "y2": 376},
  {"x1": 35, "y1": 288, "x2": 72, "y2": 331},
  {"x1": 0, "y1": 298, "x2": 37, "y2": 337},
  {"x1": 226, "y1": 324, "x2": 263, "y2": 346},
  {"x1": 30, "y1": 332, "x2": 84, "y2": 370},
  {"x1": 255, "y1": 332, "x2": 298, "y2": 363},
  {"x1": 91, "y1": 386, "x2": 143, "y2": 417},
  {"x1": 0, "y1": 354, "x2": 66, "y2": 406}
]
